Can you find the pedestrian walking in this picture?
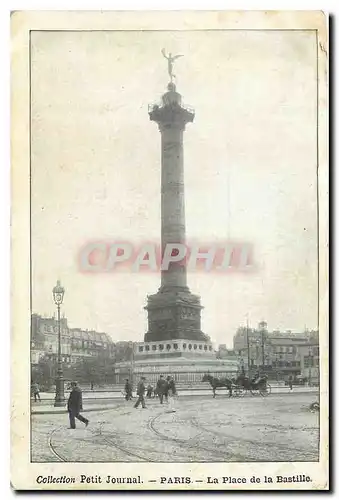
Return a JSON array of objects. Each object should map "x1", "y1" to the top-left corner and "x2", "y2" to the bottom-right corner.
[
  {"x1": 146, "y1": 384, "x2": 154, "y2": 398},
  {"x1": 31, "y1": 382, "x2": 41, "y2": 402},
  {"x1": 156, "y1": 375, "x2": 167, "y2": 404},
  {"x1": 134, "y1": 377, "x2": 147, "y2": 409},
  {"x1": 166, "y1": 376, "x2": 177, "y2": 413},
  {"x1": 90, "y1": 381, "x2": 94, "y2": 391},
  {"x1": 288, "y1": 374, "x2": 293, "y2": 391},
  {"x1": 124, "y1": 378, "x2": 133, "y2": 401},
  {"x1": 67, "y1": 381, "x2": 89, "y2": 429}
]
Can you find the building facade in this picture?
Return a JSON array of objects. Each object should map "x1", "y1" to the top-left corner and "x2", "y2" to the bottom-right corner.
[
  {"x1": 299, "y1": 341, "x2": 320, "y2": 385},
  {"x1": 233, "y1": 322, "x2": 319, "y2": 381},
  {"x1": 31, "y1": 313, "x2": 114, "y2": 366},
  {"x1": 31, "y1": 313, "x2": 71, "y2": 364}
]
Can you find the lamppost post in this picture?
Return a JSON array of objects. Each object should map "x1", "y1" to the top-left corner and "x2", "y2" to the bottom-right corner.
[
  {"x1": 275, "y1": 353, "x2": 279, "y2": 381},
  {"x1": 255, "y1": 342, "x2": 260, "y2": 368},
  {"x1": 53, "y1": 280, "x2": 65, "y2": 407},
  {"x1": 129, "y1": 341, "x2": 135, "y2": 388},
  {"x1": 261, "y1": 330, "x2": 265, "y2": 370},
  {"x1": 246, "y1": 318, "x2": 250, "y2": 376}
]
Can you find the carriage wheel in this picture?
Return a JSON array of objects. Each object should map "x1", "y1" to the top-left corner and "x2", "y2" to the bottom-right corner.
[
  {"x1": 259, "y1": 383, "x2": 271, "y2": 397},
  {"x1": 250, "y1": 388, "x2": 260, "y2": 397},
  {"x1": 233, "y1": 386, "x2": 244, "y2": 397}
]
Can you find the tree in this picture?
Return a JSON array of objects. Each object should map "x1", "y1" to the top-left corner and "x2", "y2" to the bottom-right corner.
[
  {"x1": 31, "y1": 354, "x2": 56, "y2": 390},
  {"x1": 71, "y1": 355, "x2": 115, "y2": 386}
]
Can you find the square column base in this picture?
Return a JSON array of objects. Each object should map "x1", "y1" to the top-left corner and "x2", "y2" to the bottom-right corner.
[{"x1": 145, "y1": 288, "x2": 209, "y2": 343}]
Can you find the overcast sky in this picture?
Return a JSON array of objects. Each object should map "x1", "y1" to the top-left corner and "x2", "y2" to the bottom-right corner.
[{"x1": 31, "y1": 30, "x2": 318, "y2": 347}]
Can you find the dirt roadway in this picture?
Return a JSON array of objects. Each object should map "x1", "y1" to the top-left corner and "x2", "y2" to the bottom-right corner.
[{"x1": 31, "y1": 393, "x2": 319, "y2": 463}]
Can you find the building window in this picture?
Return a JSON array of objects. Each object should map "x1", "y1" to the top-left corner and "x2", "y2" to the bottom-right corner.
[
  {"x1": 138, "y1": 346, "x2": 144, "y2": 352},
  {"x1": 159, "y1": 344, "x2": 164, "y2": 351},
  {"x1": 204, "y1": 345, "x2": 207, "y2": 350},
  {"x1": 209, "y1": 346, "x2": 212, "y2": 351},
  {"x1": 173, "y1": 343, "x2": 178, "y2": 350},
  {"x1": 183, "y1": 343, "x2": 187, "y2": 349},
  {"x1": 199, "y1": 345, "x2": 202, "y2": 350},
  {"x1": 194, "y1": 344, "x2": 197, "y2": 350},
  {"x1": 188, "y1": 344, "x2": 192, "y2": 350},
  {"x1": 145, "y1": 345, "x2": 150, "y2": 351},
  {"x1": 166, "y1": 344, "x2": 171, "y2": 350},
  {"x1": 152, "y1": 345, "x2": 157, "y2": 351}
]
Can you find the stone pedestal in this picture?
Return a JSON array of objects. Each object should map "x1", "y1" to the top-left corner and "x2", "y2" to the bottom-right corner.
[
  {"x1": 145, "y1": 289, "x2": 207, "y2": 342},
  {"x1": 114, "y1": 340, "x2": 240, "y2": 385}
]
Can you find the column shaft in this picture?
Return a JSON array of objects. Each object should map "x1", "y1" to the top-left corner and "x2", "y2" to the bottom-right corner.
[{"x1": 160, "y1": 126, "x2": 187, "y2": 289}]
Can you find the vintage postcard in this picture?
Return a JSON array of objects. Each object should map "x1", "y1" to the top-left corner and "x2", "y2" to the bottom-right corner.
[{"x1": 11, "y1": 10, "x2": 329, "y2": 490}]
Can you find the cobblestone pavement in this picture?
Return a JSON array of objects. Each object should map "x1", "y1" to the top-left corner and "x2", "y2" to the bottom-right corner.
[{"x1": 31, "y1": 393, "x2": 319, "y2": 463}]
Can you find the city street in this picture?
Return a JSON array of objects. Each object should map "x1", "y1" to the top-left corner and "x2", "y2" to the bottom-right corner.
[{"x1": 31, "y1": 392, "x2": 319, "y2": 463}]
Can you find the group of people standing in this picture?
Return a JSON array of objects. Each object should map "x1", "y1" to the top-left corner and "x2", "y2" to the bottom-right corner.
[{"x1": 124, "y1": 375, "x2": 177, "y2": 412}]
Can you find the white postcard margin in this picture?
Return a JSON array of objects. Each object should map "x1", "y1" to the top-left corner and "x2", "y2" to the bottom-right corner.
[{"x1": 11, "y1": 10, "x2": 329, "y2": 491}]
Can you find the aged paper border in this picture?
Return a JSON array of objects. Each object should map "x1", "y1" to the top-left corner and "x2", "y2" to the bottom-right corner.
[{"x1": 11, "y1": 10, "x2": 329, "y2": 490}]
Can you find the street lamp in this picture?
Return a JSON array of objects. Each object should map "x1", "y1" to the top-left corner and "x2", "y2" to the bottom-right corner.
[{"x1": 52, "y1": 280, "x2": 65, "y2": 407}]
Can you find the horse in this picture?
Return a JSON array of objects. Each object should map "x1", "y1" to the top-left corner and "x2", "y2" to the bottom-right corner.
[{"x1": 202, "y1": 373, "x2": 233, "y2": 398}]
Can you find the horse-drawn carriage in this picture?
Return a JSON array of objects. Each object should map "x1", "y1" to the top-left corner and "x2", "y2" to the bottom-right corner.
[{"x1": 202, "y1": 373, "x2": 271, "y2": 398}]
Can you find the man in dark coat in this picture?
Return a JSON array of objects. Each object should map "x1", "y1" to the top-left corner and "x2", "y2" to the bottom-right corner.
[
  {"x1": 124, "y1": 378, "x2": 133, "y2": 401},
  {"x1": 166, "y1": 376, "x2": 176, "y2": 395},
  {"x1": 156, "y1": 375, "x2": 167, "y2": 404},
  {"x1": 134, "y1": 377, "x2": 147, "y2": 409},
  {"x1": 67, "y1": 381, "x2": 89, "y2": 429}
]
